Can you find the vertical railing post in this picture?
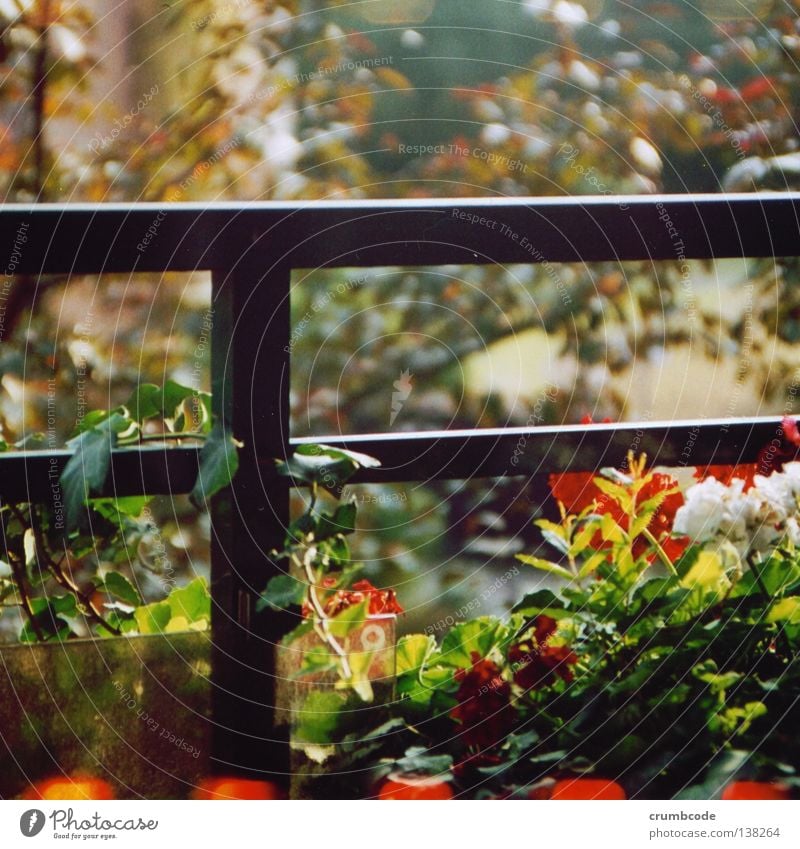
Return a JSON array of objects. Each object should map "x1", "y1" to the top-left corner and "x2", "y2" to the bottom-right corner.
[{"x1": 209, "y1": 250, "x2": 292, "y2": 784}]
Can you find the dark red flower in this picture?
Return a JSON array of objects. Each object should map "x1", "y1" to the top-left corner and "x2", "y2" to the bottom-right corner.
[
  {"x1": 509, "y1": 616, "x2": 578, "y2": 693},
  {"x1": 534, "y1": 614, "x2": 558, "y2": 645},
  {"x1": 783, "y1": 416, "x2": 800, "y2": 447},
  {"x1": 450, "y1": 653, "x2": 515, "y2": 750}
]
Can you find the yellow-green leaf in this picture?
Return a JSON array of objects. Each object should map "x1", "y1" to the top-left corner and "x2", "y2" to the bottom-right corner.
[
  {"x1": 767, "y1": 596, "x2": 800, "y2": 625},
  {"x1": 516, "y1": 554, "x2": 574, "y2": 581}
]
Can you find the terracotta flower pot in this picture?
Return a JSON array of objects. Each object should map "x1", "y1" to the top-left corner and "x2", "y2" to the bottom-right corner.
[
  {"x1": 722, "y1": 781, "x2": 791, "y2": 800},
  {"x1": 24, "y1": 775, "x2": 115, "y2": 800},
  {"x1": 192, "y1": 777, "x2": 283, "y2": 800},
  {"x1": 377, "y1": 773, "x2": 454, "y2": 800},
  {"x1": 551, "y1": 778, "x2": 626, "y2": 800}
]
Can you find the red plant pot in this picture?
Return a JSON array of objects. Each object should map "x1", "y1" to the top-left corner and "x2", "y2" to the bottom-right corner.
[
  {"x1": 551, "y1": 778, "x2": 626, "y2": 800},
  {"x1": 722, "y1": 781, "x2": 791, "y2": 801},
  {"x1": 24, "y1": 775, "x2": 114, "y2": 800},
  {"x1": 192, "y1": 777, "x2": 283, "y2": 800},
  {"x1": 377, "y1": 774, "x2": 454, "y2": 800}
]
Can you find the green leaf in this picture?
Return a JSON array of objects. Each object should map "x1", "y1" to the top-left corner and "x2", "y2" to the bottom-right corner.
[
  {"x1": 767, "y1": 597, "x2": 800, "y2": 625},
  {"x1": 134, "y1": 601, "x2": 172, "y2": 634},
  {"x1": 125, "y1": 383, "x2": 162, "y2": 422},
  {"x1": 329, "y1": 598, "x2": 370, "y2": 639},
  {"x1": 61, "y1": 413, "x2": 131, "y2": 530},
  {"x1": 257, "y1": 574, "x2": 304, "y2": 612},
  {"x1": 396, "y1": 746, "x2": 453, "y2": 776},
  {"x1": 162, "y1": 379, "x2": 196, "y2": 420},
  {"x1": 20, "y1": 594, "x2": 80, "y2": 642},
  {"x1": 568, "y1": 523, "x2": 599, "y2": 558},
  {"x1": 316, "y1": 501, "x2": 357, "y2": 539},
  {"x1": 437, "y1": 617, "x2": 505, "y2": 668},
  {"x1": 516, "y1": 553, "x2": 574, "y2": 582},
  {"x1": 540, "y1": 529, "x2": 570, "y2": 556},
  {"x1": 190, "y1": 420, "x2": 239, "y2": 509},
  {"x1": 396, "y1": 633, "x2": 436, "y2": 675},
  {"x1": 593, "y1": 477, "x2": 632, "y2": 510},
  {"x1": 511, "y1": 589, "x2": 565, "y2": 616},
  {"x1": 166, "y1": 577, "x2": 210, "y2": 623},
  {"x1": 294, "y1": 690, "x2": 347, "y2": 745},
  {"x1": 578, "y1": 550, "x2": 608, "y2": 580},
  {"x1": 98, "y1": 571, "x2": 142, "y2": 606},
  {"x1": 89, "y1": 495, "x2": 152, "y2": 521},
  {"x1": 276, "y1": 444, "x2": 380, "y2": 493}
]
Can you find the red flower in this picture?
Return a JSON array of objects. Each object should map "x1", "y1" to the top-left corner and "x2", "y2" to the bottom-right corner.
[
  {"x1": 303, "y1": 579, "x2": 403, "y2": 618},
  {"x1": 694, "y1": 463, "x2": 758, "y2": 490},
  {"x1": 697, "y1": 417, "x2": 800, "y2": 483},
  {"x1": 548, "y1": 470, "x2": 685, "y2": 560},
  {"x1": 509, "y1": 617, "x2": 578, "y2": 693},
  {"x1": 450, "y1": 653, "x2": 515, "y2": 750}
]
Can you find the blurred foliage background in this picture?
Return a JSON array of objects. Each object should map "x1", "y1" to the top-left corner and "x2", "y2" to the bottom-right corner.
[{"x1": 1, "y1": 0, "x2": 800, "y2": 635}]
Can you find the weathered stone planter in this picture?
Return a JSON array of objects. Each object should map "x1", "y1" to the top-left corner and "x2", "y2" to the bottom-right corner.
[{"x1": 0, "y1": 632, "x2": 212, "y2": 799}]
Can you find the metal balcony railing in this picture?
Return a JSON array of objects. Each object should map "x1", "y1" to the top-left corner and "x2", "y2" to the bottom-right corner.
[{"x1": 1, "y1": 193, "x2": 797, "y2": 781}]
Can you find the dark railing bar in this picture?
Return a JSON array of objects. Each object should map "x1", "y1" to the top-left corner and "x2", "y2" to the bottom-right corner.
[
  {"x1": 0, "y1": 445, "x2": 200, "y2": 501},
  {"x1": 0, "y1": 194, "x2": 798, "y2": 273},
  {"x1": 288, "y1": 416, "x2": 789, "y2": 482}
]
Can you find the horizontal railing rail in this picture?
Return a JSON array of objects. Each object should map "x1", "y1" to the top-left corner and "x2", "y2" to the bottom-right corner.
[{"x1": 0, "y1": 193, "x2": 798, "y2": 273}]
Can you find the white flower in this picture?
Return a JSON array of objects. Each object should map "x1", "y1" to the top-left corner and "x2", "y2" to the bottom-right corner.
[{"x1": 673, "y1": 477, "x2": 728, "y2": 542}]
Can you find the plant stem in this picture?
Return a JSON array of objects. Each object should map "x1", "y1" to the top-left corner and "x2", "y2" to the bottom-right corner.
[
  {"x1": 642, "y1": 528, "x2": 678, "y2": 576},
  {"x1": 296, "y1": 547, "x2": 352, "y2": 680},
  {"x1": 9, "y1": 556, "x2": 45, "y2": 640},
  {"x1": 22, "y1": 504, "x2": 122, "y2": 637}
]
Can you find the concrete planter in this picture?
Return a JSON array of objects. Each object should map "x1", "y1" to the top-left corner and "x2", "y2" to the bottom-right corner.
[{"x1": 0, "y1": 632, "x2": 212, "y2": 799}]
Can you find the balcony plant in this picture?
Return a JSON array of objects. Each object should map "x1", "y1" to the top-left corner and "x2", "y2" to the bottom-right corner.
[
  {"x1": 0, "y1": 380, "x2": 238, "y2": 799},
  {"x1": 303, "y1": 444, "x2": 800, "y2": 800},
  {"x1": 257, "y1": 444, "x2": 403, "y2": 795}
]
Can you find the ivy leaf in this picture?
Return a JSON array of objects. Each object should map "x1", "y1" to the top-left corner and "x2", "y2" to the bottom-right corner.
[
  {"x1": 61, "y1": 412, "x2": 131, "y2": 531},
  {"x1": 276, "y1": 444, "x2": 380, "y2": 493},
  {"x1": 256, "y1": 573, "x2": 305, "y2": 612},
  {"x1": 126, "y1": 383, "x2": 162, "y2": 422},
  {"x1": 190, "y1": 420, "x2": 239, "y2": 509},
  {"x1": 766, "y1": 597, "x2": 800, "y2": 624},
  {"x1": 97, "y1": 571, "x2": 142, "y2": 607},
  {"x1": 161, "y1": 379, "x2": 196, "y2": 420},
  {"x1": 20, "y1": 594, "x2": 79, "y2": 642},
  {"x1": 89, "y1": 495, "x2": 152, "y2": 522},
  {"x1": 316, "y1": 501, "x2": 357, "y2": 540}
]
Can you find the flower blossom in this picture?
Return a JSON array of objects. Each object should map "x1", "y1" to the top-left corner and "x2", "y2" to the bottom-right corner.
[{"x1": 673, "y1": 463, "x2": 800, "y2": 555}]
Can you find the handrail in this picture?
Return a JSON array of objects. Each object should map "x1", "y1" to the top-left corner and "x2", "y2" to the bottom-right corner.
[{"x1": 0, "y1": 194, "x2": 798, "y2": 272}]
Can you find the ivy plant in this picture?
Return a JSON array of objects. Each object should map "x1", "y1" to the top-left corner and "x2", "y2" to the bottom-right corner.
[{"x1": 0, "y1": 380, "x2": 235, "y2": 642}]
